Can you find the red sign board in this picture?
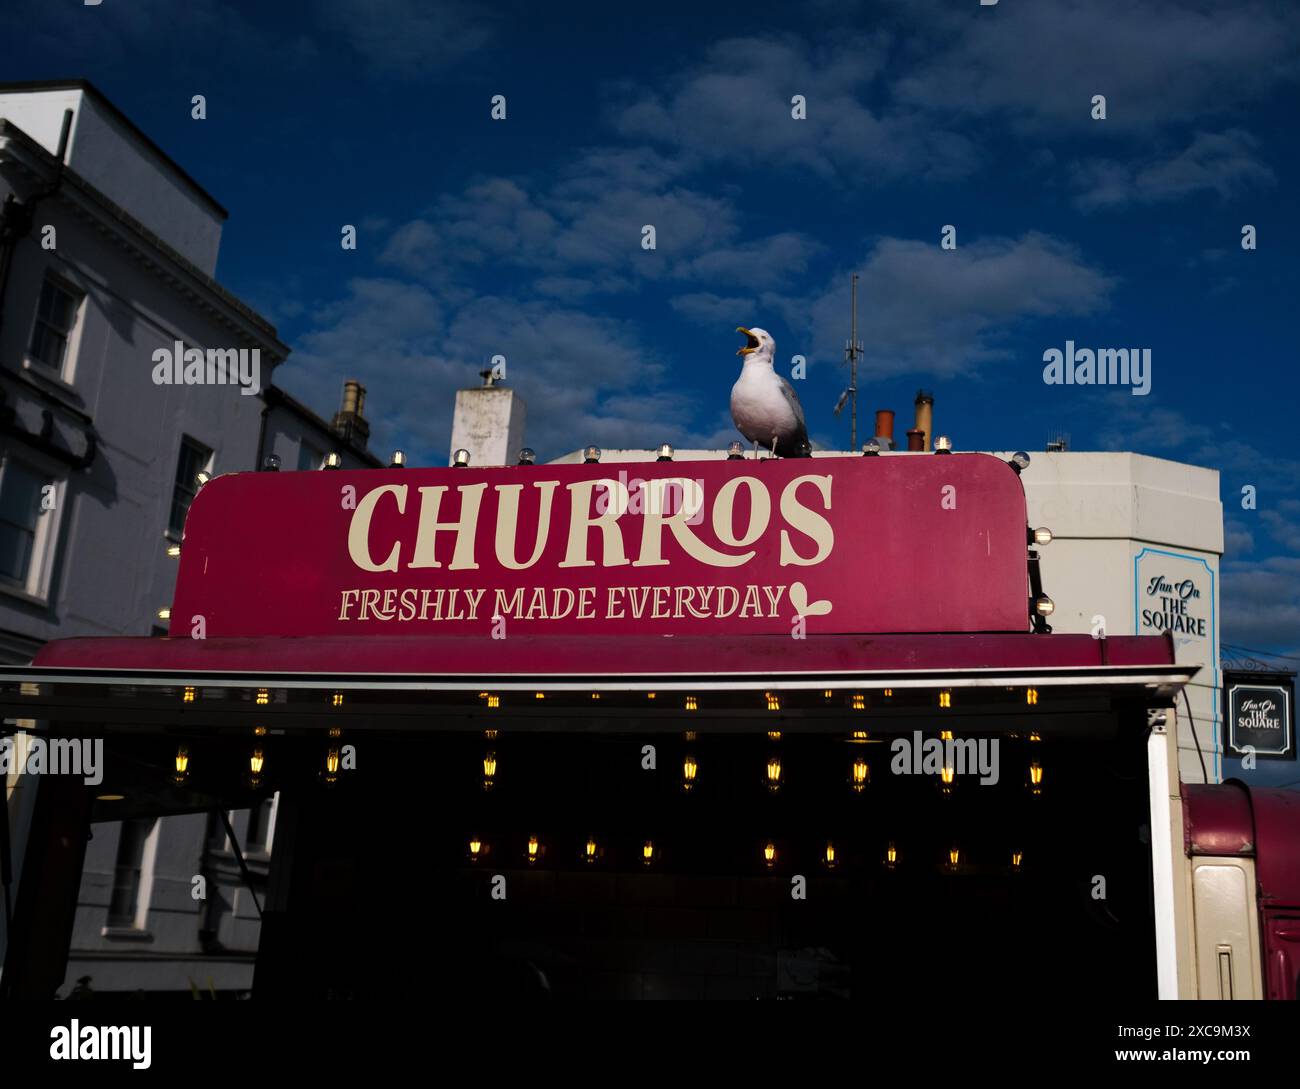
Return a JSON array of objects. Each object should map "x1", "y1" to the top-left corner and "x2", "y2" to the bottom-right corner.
[{"x1": 170, "y1": 454, "x2": 1029, "y2": 639}]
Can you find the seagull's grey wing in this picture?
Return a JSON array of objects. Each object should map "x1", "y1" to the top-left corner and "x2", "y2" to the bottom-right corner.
[{"x1": 777, "y1": 374, "x2": 808, "y2": 440}]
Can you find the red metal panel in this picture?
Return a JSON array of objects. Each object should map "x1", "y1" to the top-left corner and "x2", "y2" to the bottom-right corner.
[
  {"x1": 31, "y1": 632, "x2": 1175, "y2": 677},
  {"x1": 168, "y1": 454, "x2": 1030, "y2": 639},
  {"x1": 1251, "y1": 788, "x2": 1300, "y2": 909},
  {"x1": 1183, "y1": 782, "x2": 1254, "y2": 857}
]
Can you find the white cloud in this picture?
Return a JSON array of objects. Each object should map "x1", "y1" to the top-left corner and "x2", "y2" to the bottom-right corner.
[
  {"x1": 790, "y1": 233, "x2": 1114, "y2": 378},
  {"x1": 895, "y1": 0, "x2": 1300, "y2": 132},
  {"x1": 609, "y1": 33, "x2": 977, "y2": 181},
  {"x1": 1072, "y1": 130, "x2": 1275, "y2": 209}
]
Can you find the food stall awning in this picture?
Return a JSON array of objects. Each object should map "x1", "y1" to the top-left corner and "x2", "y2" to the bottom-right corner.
[{"x1": 0, "y1": 632, "x2": 1197, "y2": 735}]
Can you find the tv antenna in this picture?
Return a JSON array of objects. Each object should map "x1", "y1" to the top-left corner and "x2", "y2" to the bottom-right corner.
[{"x1": 834, "y1": 272, "x2": 863, "y2": 450}]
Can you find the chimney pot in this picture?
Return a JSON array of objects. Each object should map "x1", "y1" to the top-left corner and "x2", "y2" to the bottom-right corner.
[
  {"x1": 913, "y1": 390, "x2": 933, "y2": 452},
  {"x1": 874, "y1": 409, "x2": 895, "y2": 449}
]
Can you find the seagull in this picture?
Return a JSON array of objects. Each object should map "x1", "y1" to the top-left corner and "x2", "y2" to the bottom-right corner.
[{"x1": 730, "y1": 327, "x2": 810, "y2": 458}]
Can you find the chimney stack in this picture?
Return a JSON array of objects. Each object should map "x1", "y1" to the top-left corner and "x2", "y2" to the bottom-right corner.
[
  {"x1": 874, "y1": 409, "x2": 895, "y2": 450},
  {"x1": 331, "y1": 379, "x2": 370, "y2": 449},
  {"x1": 905, "y1": 429, "x2": 925, "y2": 451},
  {"x1": 913, "y1": 390, "x2": 933, "y2": 452}
]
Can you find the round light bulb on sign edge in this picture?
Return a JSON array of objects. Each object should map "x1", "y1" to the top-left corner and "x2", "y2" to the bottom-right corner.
[
  {"x1": 452, "y1": 449, "x2": 470, "y2": 468},
  {"x1": 861, "y1": 439, "x2": 881, "y2": 456},
  {"x1": 262, "y1": 454, "x2": 281, "y2": 472},
  {"x1": 1034, "y1": 595, "x2": 1055, "y2": 617},
  {"x1": 1033, "y1": 527, "x2": 1053, "y2": 546},
  {"x1": 389, "y1": 450, "x2": 406, "y2": 468},
  {"x1": 727, "y1": 441, "x2": 745, "y2": 460},
  {"x1": 195, "y1": 470, "x2": 211, "y2": 487},
  {"x1": 1010, "y1": 451, "x2": 1031, "y2": 473},
  {"x1": 934, "y1": 436, "x2": 953, "y2": 454},
  {"x1": 324, "y1": 452, "x2": 342, "y2": 470},
  {"x1": 656, "y1": 443, "x2": 674, "y2": 462},
  {"x1": 583, "y1": 445, "x2": 601, "y2": 464},
  {"x1": 517, "y1": 448, "x2": 536, "y2": 466}
]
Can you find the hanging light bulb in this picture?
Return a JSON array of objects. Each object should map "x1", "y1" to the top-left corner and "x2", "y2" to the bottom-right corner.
[
  {"x1": 882, "y1": 688, "x2": 893, "y2": 698},
  {"x1": 1026, "y1": 687, "x2": 1039, "y2": 706},
  {"x1": 320, "y1": 747, "x2": 341, "y2": 786},
  {"x1": 684, "y1": 695, "x2": 697, "y2": 711},
  {"x1": 247, "y1": 746, "x2": 265, "y2": 788},
  {"x1": 938, "y1": 689, "x2": 952, "y2": 709},
  {"x1": 948, "y1": 845, "x2": 961, "y2": 870},
  {"x1": 939, "y1": 729, "x2": 953, "y2": 741},
  {"x1": 939, "y1": 763, "x2": 956, "y2": 795},
  {"x1": 256, "y1": 688, "x2": 270, "y2": 706},
  {"x1": 824, "y1": 841, "x2": 837, "y2": 869},
  {"x1": 851, "y1": 692, "x2": 866, "y2": 711},
  {"x1": 642, "y1": 840, "x2": 655, "y2": 867},
  {"x1": 766, "y1": 755, "x2": 782, "y2": 793},
  {"x1": 332, "y1": 691, "x2": 344, "y2": 707},
  {"x1": 482, "y1": 751, "x2": 497, "y2": 791},
  {"x1": 765, "y1": 693, "x2": 781, "y2": 713},
  {"x1": 182, "y1": 685, "x2": 195, "y2": 703},
  {"x1": 527, "y1": 835, "x2": 540, "y2": 864},
  {"x1": 885, "y1": 841, "x2": 898, "y2": 870},
  {"x1": 682, "y1": 754, "x2": 698, "y2": 792},
  {"x1": 585, "y1": 837, "x2": 598, "y2": 864},
  {"x1": 468, "y1": 837, "x2": 483, "y2": 863},
  {"x1": 763, "y1": 842, "x2": 777, "y2": 870},
  {"x1": 851, "y1": 757, "x2": 869, "y2": 793},
  {"x1": 1011, "y1": 849, "x2": 1024, "y2": 872},
  {"x1": 1028, "y1": 760, "x2": 1044, "y2": 795},
  {"x1": 173, "y1": 744, "x2": 190, "y2": 784}
]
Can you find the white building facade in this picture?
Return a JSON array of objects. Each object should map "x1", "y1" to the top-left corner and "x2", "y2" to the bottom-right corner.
[{"x1": 0, "y1": 80, "x2": 347, "y2": 995}]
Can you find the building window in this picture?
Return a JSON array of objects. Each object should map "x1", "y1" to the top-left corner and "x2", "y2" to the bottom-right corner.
[
  {"x1": 169, "y1": 437, "x2": 212, "y2": 536},
  {"x1": 0, "y1": 457, "x2": 59, "y2": 597},
  {"x1": 28, "y1": 277, "x2": 82, "y2": 375},
  {"x1": 297, "y1": 442, "x2": 324, "y2": 471},
  {"x1": 245, "y1": 793, "x2": 279, "y2": 855},
  {"x1": 106, "y1": 817, "x2": 159, "y2": 930}
]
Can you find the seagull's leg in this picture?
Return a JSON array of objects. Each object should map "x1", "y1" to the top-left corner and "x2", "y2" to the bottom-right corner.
[
  {"x1": 752, "y1": 439, "x2": 759, "y2": 461},
  {"x1": 770, "y1": 435, "x2": 778, "y2": 459}
]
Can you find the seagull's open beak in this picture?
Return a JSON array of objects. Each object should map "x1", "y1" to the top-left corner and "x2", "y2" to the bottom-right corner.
[{"x1": 736, "y1": 327, "x2": 760, "y2": 355}]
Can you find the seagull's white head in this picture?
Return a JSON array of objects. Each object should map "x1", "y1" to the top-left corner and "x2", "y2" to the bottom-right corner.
[{"x1": 736, "y1": 326, "x2": 775, "y2": 362}]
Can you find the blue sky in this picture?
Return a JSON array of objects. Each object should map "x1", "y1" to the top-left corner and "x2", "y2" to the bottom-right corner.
[{"x1": 4, "y1": 0, "x2": 1299, "y2": 670}]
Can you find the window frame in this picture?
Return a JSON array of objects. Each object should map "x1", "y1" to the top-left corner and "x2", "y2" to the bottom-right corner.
[
  {"x1": 0, "y1": 451, "x2": 65, "y2": 604},
  {"x1": 25, "y1": 273, "x2": 86, "y2": 383},
  {"x1": 167, "y1": 435, "x2": 214, "y2": 540},
  {"x1": 102, "y1": 817, "x2": 161, "y2": 936}
]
